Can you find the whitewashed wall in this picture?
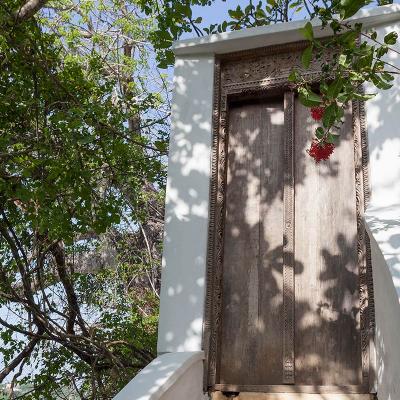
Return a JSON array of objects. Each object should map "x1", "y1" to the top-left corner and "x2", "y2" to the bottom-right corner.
[
  {"x1": 367, "y1": 227, "x2": 400, "y2": 400},
  {"x1": 364, "y1": 20, "x2": 400, "y2": 400},
  {"x1": 114, "y1": 352, "x2": 205, "y2": 400},
  {"x1": 365, "y1": 21, "x2": 400, "y2": 299},
  {"x1": 157, "y1": 55, "x2": 215, "y2": 353},
  {"x1": 366, "y1": 23, "x2": 400, "y2": 210}
]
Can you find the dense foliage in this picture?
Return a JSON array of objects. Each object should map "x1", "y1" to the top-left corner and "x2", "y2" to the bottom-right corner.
[{"x1": 0, "y1": 0, "x2": 167, "y2": 398}]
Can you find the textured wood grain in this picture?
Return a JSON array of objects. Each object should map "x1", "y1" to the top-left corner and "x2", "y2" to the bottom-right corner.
[
  {"x1": 219, "y1": 100, "x2": 285, "y2": 385},
  {"x1": 293, "y1": 101, "x2": 362, "y2": 386}
]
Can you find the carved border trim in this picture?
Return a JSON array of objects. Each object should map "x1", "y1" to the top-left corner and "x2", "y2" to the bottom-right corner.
[
  {"x1": 203, "y1": 43, "x2": 374, "y2": 390},
  {"x1": 203, "y1": 58, "x2": 221, "y2": 389},
  {"x1": 358, "y1": 91, "x2": 376, "y2": 391},
  {"x1": 352, "y1": 98, "x2": 369, "y2": 384},
  {"x1": 282, "y1": 91, "x2": 295, "y2": 384},
  {"x1": 216, "y1": 40, "x2": 310, "y2": 62}
]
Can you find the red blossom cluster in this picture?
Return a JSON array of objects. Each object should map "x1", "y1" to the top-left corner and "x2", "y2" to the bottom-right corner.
[
  {"x1": 310, "y1": 106, "x2": 325, "y2": 121},
  {"x1": 307, "y1": 140, "x2": 335, "y2": 163}
]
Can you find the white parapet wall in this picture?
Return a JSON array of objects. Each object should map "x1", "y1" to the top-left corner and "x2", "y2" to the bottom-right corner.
[
  {"x1": 157, "y1": 54, "x2": 215, "y2": 354},
  {"x1": 114, "y1": 352, "x2": 205, "y2": 400},
  {"x1": 366, "y1": 224, "x2": 400, "y2": 400},
  {"x1": 364, "y1": 17, "x2": 400, "y2": 400},
  {"x1": 365, "y1": 21, "x2": 400, "y2": 211}
]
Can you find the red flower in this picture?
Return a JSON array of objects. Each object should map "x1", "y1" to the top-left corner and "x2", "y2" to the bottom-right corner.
[
  {"x1": 310, "y1": 106, "x2": 324, "y2": 121},
  {"x1": 307, "y1": 140, "x2": 335, "y2": 163}
]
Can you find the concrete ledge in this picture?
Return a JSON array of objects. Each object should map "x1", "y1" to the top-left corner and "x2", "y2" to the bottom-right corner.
[
  {"x1": 173, "y1": 4, "x2": 400, "y2": 56},
  {"x1": 114, "y1": 351, "x2": 204, "y2": 400}
]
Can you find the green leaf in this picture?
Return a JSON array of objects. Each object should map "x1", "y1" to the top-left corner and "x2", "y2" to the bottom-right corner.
[
  {"x1": 255, "y1": 8, "x2": 267, "y2": 19},
  {"x1": 336, "y1": 106, "x2": 345, "y2": 119},
  {"x1": 384, "y1": 32, "x2": 398, "y2": 45},
  {"x1": 340, "y1": 30, "x2": 359, "y2": 45},
  {"x1": 376, "y1": 45, "x2": 389, "y2": 58},
  {"x1": 371, "y1": 74, "x2": 393, "y2": 90},
  {"x1": 330, "y1": 20, "x2": 341, "y2": 33},
  {"x1": 77, "y1": 135, "x2": 94, "y2": 144},
  {"x1": 320, "y1": 81, "x2": 329, "y2": 95},
  {"x1": 381, "y1": 71, "x2": 395, "y2": 82},
  {"x1": 352, "y1": 92, "x2": 376, "y2": 101},
  {"x1": 288, "y1": 69, "x2": 298, "y2": 82},
  {"x1": 327, "y1": 133, "x2": 340, "y2": 143},
  {"x1": 316, "y1": 127, "x2": 325, "y2": 139},
  {"x1": 322, "y1": 103, "x2": 339, "y2": 128},
  {"x1": 340, "y1": 0, "x2": 367, "y2": 19},
  {"x1": 298, "y1": 89, "x2": 322, "y2": 107},
  {"x1": 228, "y1": 8, "x2": 244, "y2": 20},
  {"x1": 301, "y1": 45, "x2": 313, "y2": 69},
  {"x1": 338, "y1": 54, "x2": 347, "y2": 67},
  {"x1": 300, "y1": 21, "x2": 313, "y2": 41},
  {"x1": 337, "y1": 93, "x2": 349, "y2": 103},
  {"x1": 154, "y1": 140, "x2": 167, "y2": 152},
  {"x1": 327, "y1": 78, "x2": 344, "y2": 99}
]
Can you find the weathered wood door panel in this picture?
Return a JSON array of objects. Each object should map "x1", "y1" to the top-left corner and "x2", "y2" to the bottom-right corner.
[
  {"x1": 219, "y1": 100, "x2": 285, "y2": 385},
  {"x1": 215, "y1": 94, "x2": 367, "y2": 391},
  {"x1": 294, "y1": 101, "x2": 362, "y2": 386}
]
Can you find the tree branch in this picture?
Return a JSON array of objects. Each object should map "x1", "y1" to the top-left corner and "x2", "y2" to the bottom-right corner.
[
  {"x1": 50, "y1": 241, "x2": 89, "y2": 336},
  {"x1": 14, "y1": 0, "x2": 49, "y2": 23},
  {"x1": 0, "y1": 334, "x2": 41, "y2": 383}
]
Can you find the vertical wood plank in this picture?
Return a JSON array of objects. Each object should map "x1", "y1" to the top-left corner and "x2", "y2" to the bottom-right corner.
[
  {"x1": 294, "y1": 100, "x2": 362, "y2": 386},
  {"x1": 219, "y1": 99, "x2": 285, "y2": 385},
  {"x1": 283, "y1": 91, "x2": 295, "y2": 384}
]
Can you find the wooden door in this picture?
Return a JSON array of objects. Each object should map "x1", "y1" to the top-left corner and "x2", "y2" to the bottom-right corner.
[{"x1": 215, "y1": 94, "x2": 367, "y2": 393}]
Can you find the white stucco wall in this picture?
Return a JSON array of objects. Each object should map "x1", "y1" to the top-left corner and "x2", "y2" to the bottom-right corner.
[
  {"x1": 364, "y1": 20, "x2": 400, "y2": 400},
  {"x1": 114, "y1": 352, "x2": 205, "y2": 400},
  {"x1": 160, "y1": 357, "x2": 205, "y2": 400},
  {"x1": 365, "y1": 21, "x2": 400, "y2": 300},
  {"x1": 157, "y1": 55, "x2": 215, "y2": 353},
  {"x1": 366, "y1": 22, "x2": 400, "y2": 210},
  {"x1": 366, "y1": 226, "x2": 400, "y2": 400}
]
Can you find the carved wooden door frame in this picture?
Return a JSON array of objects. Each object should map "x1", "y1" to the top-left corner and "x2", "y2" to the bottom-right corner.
[{"x1": 202, "y1": 41, "x2": 376, "y2": 394}]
